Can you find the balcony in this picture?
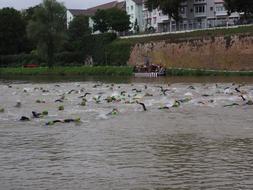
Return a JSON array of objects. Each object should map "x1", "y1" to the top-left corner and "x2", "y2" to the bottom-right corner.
[
  {"x1": 194, "y1": 12, "x2": 207, "y2": 17},
  {"x1": 215, "y1": 10, "x2": 227, "y2": 16},
  {"x1": 194, "y1": 0, "x2": 206, "y2": 4}
]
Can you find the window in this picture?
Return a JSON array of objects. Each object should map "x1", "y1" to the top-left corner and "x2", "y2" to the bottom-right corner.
[
  {"x1": 194, "y1": 0, "x2": 205, "y2": 3},
  {"x1": 153, "y1": 17, "x2": 157, "y2": 25},
  {"x1": 147, "y1": 18, "x2": 151, "y2": 25},
  {"x1": 216, "y1": 5, "x2": 225, "y2": 12},
  {"x1": 131, "y1": 5, "x2": 134, "y2": 11},
  {"x1": 180, "y1": 7, "x2": 186, "y2": 14},
  {"x1": 195, "y1": 5, "x2": 205, "y2": 14},
  {"x1": 210, "y1": 7, "x2": 213, "y2": 11}
]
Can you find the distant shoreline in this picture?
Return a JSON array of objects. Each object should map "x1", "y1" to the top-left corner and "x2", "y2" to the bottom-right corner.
[
  {"x1": 0, "y1": 66, "x2": 134, "y2": 76},
  {"x1": 1, "y1": 66, "x2": 253, "y2": 77}
]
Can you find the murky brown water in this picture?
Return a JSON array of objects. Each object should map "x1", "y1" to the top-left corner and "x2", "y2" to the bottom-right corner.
[{"x1": 1, "y1": 77, "x2": 253, "y2": 189}]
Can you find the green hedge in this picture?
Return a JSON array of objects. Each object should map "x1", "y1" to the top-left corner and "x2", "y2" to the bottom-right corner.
[
  {"x1": 54, "y1": 52, "x2": 85, "y2": 66},
  {"x1": 0, "y1": 66, "x2": 134, "y2": 76},
  {"x1": 0, "y1": 52, "x2": 87, "y2": 67},
  {"x1": 0, "y1": 54, "x2": 40, "y2": 67},
  {"x1": 166, "y1": 68, "x2": 253, "y2": 76}
]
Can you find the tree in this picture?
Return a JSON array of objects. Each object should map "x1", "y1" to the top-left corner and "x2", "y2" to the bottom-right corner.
[
  {"x1": 68, "y1": 15, "x2": 91, "y2": 41},
  {"x1": 133, "y1": 18, "x2": 140, "y2": 33},
  {"x1": 106, "y1": 8, "x2": 130, "y2": 32},
  {"x1": 0, "y1": 8, "x2": 26, "y2": 55},
  {"x1": 22, "y1": 5, "x2": 40, "y2": 23},
  {"x1": 224, "y1": 0, "x2": 253, "y2": 19},
  {"x1": 92, "y1": 9, "x2": 109, "y2": 33},
  {"x1": 27, "y1": 0, "x2": 66, "y2": 67},
  {"x1": 21, "y1": 6, "x2": 41, "y2": 53},
  {"x1": 92, "y1": 8, "x2": 130, "y2": 33},
  {"x1": 145, "y1": 0, "x2": 185, "y2": 30}
]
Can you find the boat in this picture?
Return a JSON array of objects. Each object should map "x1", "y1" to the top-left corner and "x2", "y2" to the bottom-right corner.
[
  {"x1": 134, "y1": 70, "x2": 166, "y2": 78},
  {"x1": 134, "y1": 64, "x2": 166, "y2": 77}
]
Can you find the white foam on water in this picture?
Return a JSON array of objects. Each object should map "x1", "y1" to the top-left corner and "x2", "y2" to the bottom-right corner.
[{"x1": 184, "y1": 92, "x2": 193, "y2": 97}]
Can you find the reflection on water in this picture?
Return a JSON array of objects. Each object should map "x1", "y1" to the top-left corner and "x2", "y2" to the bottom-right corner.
[
  {"x1": 0, "y1": 79, "x2": 253, "y2": 189},
  {"x1": 150, "y1": 134, "x2": 253, "y2": 188},
  {"x1": 1, "y1": 125, "x2": 253, "y2": 189}
]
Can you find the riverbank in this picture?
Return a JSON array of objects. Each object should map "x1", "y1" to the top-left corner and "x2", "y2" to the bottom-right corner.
[
  {"x1": 0, "y1": 66, "x2": 134, "y2": 76},
  {"x1": 166, "y1": 68, "x2": 253, "y2": 76},
  {"x1": 2, "y1": 66, "x2": 253, "y2": 77}
]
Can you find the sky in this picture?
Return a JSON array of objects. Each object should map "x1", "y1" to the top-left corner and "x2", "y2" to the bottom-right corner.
[{"x1": 0, "y1": 0, "x2": 116, "y2": 10}]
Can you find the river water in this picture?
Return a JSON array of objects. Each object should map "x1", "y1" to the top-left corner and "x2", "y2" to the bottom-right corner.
[{"x1": 0, "y1": 76, "x2": 253, "y2": 189}]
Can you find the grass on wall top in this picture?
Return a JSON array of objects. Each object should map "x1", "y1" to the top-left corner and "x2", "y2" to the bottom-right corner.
[{"x1": 119, "y1": 25, "x2": 253, "y2": 44}]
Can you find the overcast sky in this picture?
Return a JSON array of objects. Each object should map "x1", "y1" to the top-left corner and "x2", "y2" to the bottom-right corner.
[{"x1": 0, "y1": 0, "x2": 117, "y2": 10}]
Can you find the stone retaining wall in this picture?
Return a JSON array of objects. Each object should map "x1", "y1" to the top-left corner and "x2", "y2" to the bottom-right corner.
[{"x1": 128, "y1": 35, "x2": 253, "y2": 71}]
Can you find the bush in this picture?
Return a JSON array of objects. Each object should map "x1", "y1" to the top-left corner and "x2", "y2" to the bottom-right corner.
[
  {"x1": 0, "y1": 53, "x2": 40, "y2": 67},
  {"x1": 79, "y1": 33, "x2": 132, "y2": 66},
  {"x1": 0, "y1": 66, "x2": 134, "y2": 76},
  {"x1": 0, "y1": 52, "x2": 87, "y2": 67},
  {"x1": 165, "y1": 68, "x2": 253, "y2": 76},
  {"x1": 80, "y1": 33, "x2": 117, "y2": 65},
  {"x1": 106, "y1": 40, "x2": 133, "y2": 66},
  {"x1": 54, "y1": 52, "x2": 85, "y2": 66}
]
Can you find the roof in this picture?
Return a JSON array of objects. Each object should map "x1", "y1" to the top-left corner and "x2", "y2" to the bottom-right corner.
[
  {"x1": 68, "y1": 1, "x2": 126, "y2": 17},
  {"x1": 116, "y1": 1, "x2": 126, "y2": 10},
  {"x1": 133, "y1": 0, "x2": 143, "y2": 5},
  {"x1": 68, "y1": 9, "x2": 89, "y2": 16},
  {"x1": 214, "y1": 0, "x2": 224, "y2": 3}
]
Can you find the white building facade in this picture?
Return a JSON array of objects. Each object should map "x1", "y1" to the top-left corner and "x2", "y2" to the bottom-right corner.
[
  {"x1": 143, "y1": 0, "x2": 241, "y2": 33},
  {"x1": 67, "y1": 0, "x2": 242, "y2": 34},
  {"x1": 125, "y1": 0, "x2": 145, "y2": 32}
]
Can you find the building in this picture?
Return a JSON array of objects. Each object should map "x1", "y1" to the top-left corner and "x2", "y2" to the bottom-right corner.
[
  {"x1": 125, "y1": 0, "x2": 144, "y2": 32},
  {"x1": 67, "y1": 0, "x2": 241, "y2": 34},
  {"x1": 143, "y1": 0, "x2": 240, "y2": 33},
  {"x1": 67, "y1": 1, "x2": 126, "y2": 31}
]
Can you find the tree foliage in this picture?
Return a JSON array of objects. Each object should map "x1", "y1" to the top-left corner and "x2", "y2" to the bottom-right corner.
[
  {"x1": 106, "y1": 8, "x2": 130, "y2": 32},
  {"x1": 68, "y1": 15, "x2": 91, "y2": 40},
  {"x1": 134, "y1": 19, "x2": 140, "y2": 33},
  {"x1": 145, "y1": 0, "x2": 185, "y2": 23},
  {"x1": 224, "y1": 0, "x2": 253, "y2": 17},
  {"x1": 21, "y1": 6, "x2": 41, "y2": 53},
  {"x1": 92, "y1": 9, "x2": 109, "y2": 33},
  {"x1": 27, "y1": 0, "x2": 66, "y2": 67},
  {"x1": 92, "y1": 8, "x2": 130, "y2": 33},
  {"x1": 0, "y1": 8, "x2": 26, "y2": 55},
  {"x1": 21, "y1": 5, "x2": 40, "y2": 24}
]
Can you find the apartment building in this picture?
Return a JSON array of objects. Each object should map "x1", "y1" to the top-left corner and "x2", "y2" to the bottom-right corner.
[
  {"x1": 143, "y1": 0, "x2": 240, "y2": 32},
  {"x1": 67, "y1": 0, "x2": 241, "y2": 34}
]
